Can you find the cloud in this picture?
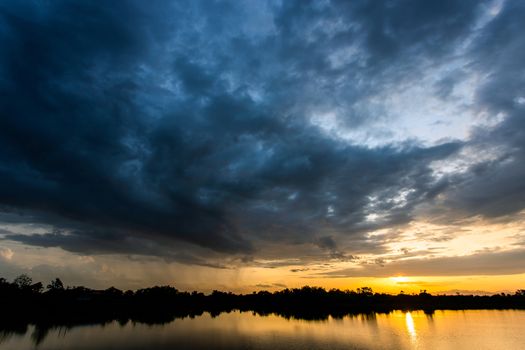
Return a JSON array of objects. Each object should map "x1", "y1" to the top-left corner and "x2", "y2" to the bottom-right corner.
[
  {"x1": 255, "y1": 283, "x2": 287, "y2": 289},
  {"x1": 322, "y1": 248, "x2": 525, "y2": 277},
  {"x1": 0, "y1": 247, "x2": 13, "y2": 260},
  {"x1": 422, "y1": 1, "x2": 525, "y2": 222},
  {"x1": 314, "y1": 235, "x2": 358, "y2": 261},
  {"x1": 0, "y1": 0, "x2": 523, "y2": 273}
]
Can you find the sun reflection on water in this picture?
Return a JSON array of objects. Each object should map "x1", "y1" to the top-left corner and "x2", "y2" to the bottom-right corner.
[
  {"x1": 3, "y1": 310, "x2": 525, "y2": 349},
  {"x1": 405, "y1": 312, "x2": 416, "y2": 341}
]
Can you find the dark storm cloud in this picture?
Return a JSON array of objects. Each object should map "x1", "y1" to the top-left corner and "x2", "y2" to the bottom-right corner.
[
  {"x1": 0, "y1": 0, "x2": 523, "y2": 265},
  {"x1": 256, "y1": 0, "x2": 488, "y2": 132},
  {"x1": 0, "y1": 0, "x2": 255, "y2": 254},
  {"x1": 429, "y1": 0, "x2": 525, "y2": 221}
]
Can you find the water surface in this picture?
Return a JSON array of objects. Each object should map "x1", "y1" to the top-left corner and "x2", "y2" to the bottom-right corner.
[{"x1": 1, "y1": 310, "x2": 523, "y2": 349}]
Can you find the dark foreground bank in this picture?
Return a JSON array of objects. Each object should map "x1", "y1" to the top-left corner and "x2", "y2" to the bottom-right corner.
[{"x1": 1, "y1": 275, "x2": 524, "y2": 329}]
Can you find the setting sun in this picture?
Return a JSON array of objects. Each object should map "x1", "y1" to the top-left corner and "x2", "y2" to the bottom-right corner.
[{"x1": 391, "y1": 276, "x2": 410, "y2": 283}]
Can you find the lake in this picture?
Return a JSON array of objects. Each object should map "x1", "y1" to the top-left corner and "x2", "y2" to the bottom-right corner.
[{"x1": 0, "y1": 310, "x2": 524, "y2": 349}]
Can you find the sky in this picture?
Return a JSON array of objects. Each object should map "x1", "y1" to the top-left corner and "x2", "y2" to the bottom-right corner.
[{"x1": 0, "y1": 0, "x2": 524, "y2": 294}]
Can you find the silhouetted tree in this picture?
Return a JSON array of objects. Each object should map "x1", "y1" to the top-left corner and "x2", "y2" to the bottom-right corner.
[
  {"x1": 47, "y1": 278, "x2": 64, "y2": 291},
  {"x1": 13, "y1": 274, "x2": 32, "y2": 289},
  {"x1": 357, "y1": 287, "x2": 373, "y2": 296},
  {"x1": 104, "y1": 287, "x2": 123, "y2": 296},
  {"x1": 30, "y1": 282, "x2": 43, "y2": 293},
  {"x1": 0, "y1": 273, "x2": 524, "y2": 336}
]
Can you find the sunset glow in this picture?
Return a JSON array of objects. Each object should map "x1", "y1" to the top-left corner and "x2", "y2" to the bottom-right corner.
[
  {"x1": 391, "y1": 276, "x2": 410, "y2": 284},
  {"x1": 0, "y1": 0, "x2": 524, "y2": 296}
]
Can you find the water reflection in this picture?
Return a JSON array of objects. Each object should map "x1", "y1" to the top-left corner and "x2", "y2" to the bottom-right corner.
[
  {"x1": 405, "y1": 312, "x2": 417, "y2": 344},
  {"x1": 0, "y1": 310, "x2": 524, "y2": 350},
  {"x1": 405, "y1": 312, "x2": 416, "y2": 342}
]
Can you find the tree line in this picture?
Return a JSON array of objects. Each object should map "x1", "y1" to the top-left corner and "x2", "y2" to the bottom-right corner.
[{"x1": 1, "y1": 274, "x2": 524, "y2": 327}]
